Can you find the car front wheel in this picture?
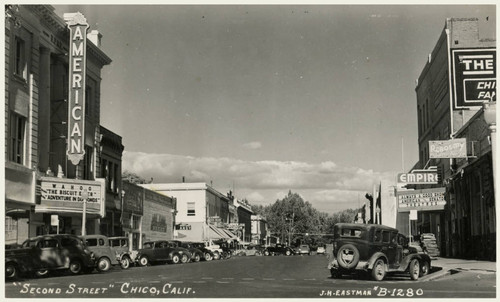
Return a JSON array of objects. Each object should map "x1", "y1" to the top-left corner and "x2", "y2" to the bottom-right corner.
[
  {"x1": 409, "y1": 259, "x2": 420, "y2": 280},
  {"x1": 6, "y1": 262, "x2": 18, "y2": 280},
  {"x1": 120, "y1": 257, "x2": 131, "y2": 269},
  {"x1": 139, "y1": 256, "x2": 149, "y2": 267},
  {"x1": 97, "y1": 257, "x2": 112, "y2": 272},
  {"x1": 264, "y1": 250, "x2": 270, "y2": 256},
  {"x1": 371, "y1": 258, "x2": 386, "y2": 281},
  {"x1": 285, "y1": 250, "x2": 291, "y2": 256},
  {"x1": 180, "y1": 254, "x2": 189, "y2": 263},
  {"x1": 170, "y1": 254, "x2": 181, "y2": 264},
  {"x1": 69, "y1": 259, "x2": 83, "y2": 274},
  {"x1": 420, "y1": 261, "x2": 430, "y2": 277},
  {"x1": 204, "y1": 252, "x2": 213, "y2": 261}
]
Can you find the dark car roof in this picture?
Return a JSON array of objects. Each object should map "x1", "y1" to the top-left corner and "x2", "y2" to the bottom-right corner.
[{"x1": 335, "y1": 223, "x2": 399, "y2": 232}]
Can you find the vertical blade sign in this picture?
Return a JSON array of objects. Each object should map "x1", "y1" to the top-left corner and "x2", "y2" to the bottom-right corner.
[{"x1": 65, "y1": 13, "x2": 89, "y2": 165}]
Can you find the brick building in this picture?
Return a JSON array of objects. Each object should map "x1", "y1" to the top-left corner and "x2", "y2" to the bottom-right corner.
[{"x1": 411, "y1": 18, "x2": 495, "y2": 259}]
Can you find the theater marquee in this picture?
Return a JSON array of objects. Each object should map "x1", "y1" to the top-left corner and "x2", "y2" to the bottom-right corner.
[
  {"x1": 452, "y1": 48, "x2": 496, "y2": 109},
  {"x1": 64, "y1": 12, "x2": 89, "y2": 165},
  {"x1": 397, "y1": 188, "x2": 446, "y2": 212}
]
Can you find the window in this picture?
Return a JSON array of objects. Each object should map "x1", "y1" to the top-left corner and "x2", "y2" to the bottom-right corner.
[
  {"x1": 85, "y1": 239, "x2": 98, "y2": 247},
  {"x1": 341, "y1": 228, "x2": 362, "y2": 238},
  {"x1": 61, "y1": 237, "x2": 78, "y2": 248},
  {"x1": 39, "y1": 239, "x2": 58, "y2": 248},
  {"x1": 374, "y1": 230, "x2": 382, "y2": 242},
  {"x1": 99, "y1": 238, "x2": 105, "y2": 246},
  {"x1": 15, "y1": 37, "x2": 27, "y2": 79},
  {"x1": 83, "y1": 145, "x2": 93, "y2": 180},
  {"x1": 187, "y1": 202, "x2": 196, "y2": 216},
  {"x1": 382, "y1": 231, "x2": 390, "y2": 243},
  {"x1": 9, "y1": 112, "x2": 26, "y2": 164}
]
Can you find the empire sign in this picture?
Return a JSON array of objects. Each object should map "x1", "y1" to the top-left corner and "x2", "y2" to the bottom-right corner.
[{"x1": 64, "y1": 13, "x2": 89, "y2": 165}]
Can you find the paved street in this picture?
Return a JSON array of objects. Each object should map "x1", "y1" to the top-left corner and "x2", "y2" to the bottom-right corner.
[{"x1": 5, "y1": 254, "x2": 496, "y2": 298}]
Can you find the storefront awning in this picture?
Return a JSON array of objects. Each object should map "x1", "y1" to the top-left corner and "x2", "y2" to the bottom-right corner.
[
  {"x1": 208, "y1": 225, "x2": 230, "y2": 239},
  {"x1": 221, "y1": 228, "x2": 239, "y2": 241}
]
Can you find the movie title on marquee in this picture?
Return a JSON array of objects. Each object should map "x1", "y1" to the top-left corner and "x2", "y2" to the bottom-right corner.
[
  {"x1": 429, "y1": 138, "x2": 467, "y2": 159},
  {"x1": 397, "y1": 188, "x2": 446, "y2": 212},
  {"x1": 452, "y1": 49, "x2": 496, "y2": 109},
  {"x1": 64, "y1": 13, "x2": 89, "y2": 165}
]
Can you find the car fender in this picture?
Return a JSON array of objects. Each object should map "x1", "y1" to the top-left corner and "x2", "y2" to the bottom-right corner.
[{"x1": 367, "y1": 252, "x2": 389, "y2": 270}]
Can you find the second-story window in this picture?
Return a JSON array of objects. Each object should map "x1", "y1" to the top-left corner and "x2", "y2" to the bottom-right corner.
[
  {"x1": 187, "y1": 202, "x2": 196, "y2": 216},
  {"x1": 9, "y1": 112, "x2": 26, "y2": 164},
  {"x1": 14, "y1": 37, "x2": 27, "y2": 79}
]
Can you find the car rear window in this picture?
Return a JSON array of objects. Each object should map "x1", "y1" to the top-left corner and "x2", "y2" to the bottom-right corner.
[
  {"x1": 86, "y1": 238, "x2": 98, "y2": 247},
  {"x1": 341, "y1": 228, "x2": 362, "y2": 237}
]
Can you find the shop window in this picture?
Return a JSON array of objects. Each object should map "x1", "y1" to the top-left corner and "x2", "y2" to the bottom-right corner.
[
  {"x1": 187, "y1": 202, "x2": 196, "y2": 216},
  {"x1": 132, "y1": 215, "x2": 141, "y2": 230},
  {"x1": 9, "y1": 112, "x2": 26, "y2": 164}
]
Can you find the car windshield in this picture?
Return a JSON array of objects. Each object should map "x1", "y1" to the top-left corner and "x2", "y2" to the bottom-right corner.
[
  {"x1": 22, "y1": 239, "x2": 37, "y2": 248},
  {"x1": 341, "y1": 228, "x2": 362, "y2": 237}
]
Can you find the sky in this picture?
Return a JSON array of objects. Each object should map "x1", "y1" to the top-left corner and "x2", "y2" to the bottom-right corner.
[{"x1": 52, "y1": 3, "x2": 496, "y2": 214}]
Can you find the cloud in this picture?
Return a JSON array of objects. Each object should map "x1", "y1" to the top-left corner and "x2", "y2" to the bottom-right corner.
[
  {"x1": 123, "y1": 151, "x2": 397, "y2": 214},
  {"x1": 242, "y1": 141, "x2": 262, "y2": 150}
]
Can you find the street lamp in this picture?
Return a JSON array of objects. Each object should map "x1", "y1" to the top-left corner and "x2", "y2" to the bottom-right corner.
[
  {"x1": 483, "y1": 101, "x2": 496, "y2": 200},
  {"x1": 81, "y1": 188, "x2": 89, "y2": 236}
]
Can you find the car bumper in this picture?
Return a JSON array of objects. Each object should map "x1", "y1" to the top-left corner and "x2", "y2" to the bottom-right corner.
[{"x1": 328, "y1": 259, "x2": 370, "y2": 271}]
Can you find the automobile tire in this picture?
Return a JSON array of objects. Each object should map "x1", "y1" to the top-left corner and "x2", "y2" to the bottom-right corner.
[
  {"x1": 171, "y1": 254, "x2": 181, "y2": 264},
  {"x1": 213, "y1": 252, "x2": 220, "y2": 260},
  {"x1": 409, "y1": 259, "x2": 420, "y2": 281},
  {"x1": 285, "y1": 250, "x2": 291, "y2": 256},
  {"x1": 336, "y1": 244, "x2": 360, "y2": 269},
  {"x1": 180, "y1": 254, "x2": 189, "y2": 264},
  {"x1": 371, "y1": 258, "x2": 386, "y2": 281},
  {"x1": 69, "y1": 259, "x2": 83, "y2": 274},
  {"x1": 139, "y1": 255, "x2": 149, "y2": 267},
  {"x1": 264, "y1": 250, "x2": 270, "y2": 256},
  {"x1": 419, "y1": 261, "x2": 430, "y2": 277},
  {"x1": 204, "y1": 252, "x2": 213, "y2": 261},
  {"x1": 97, "y1": 257, "x2": 112, "y2": 272},
  {"x1": 120, "y1": 256, "x2": 131, "y2": 269},
  {"x1": 6, "y1": 262, "x2": 18, "y2": 280},
  {"x1": 193, "y1": 253, "x2": 201, "y2": 262},
  {"x1": 35, "y1": 269, "x2": 49, "y2": 278}
]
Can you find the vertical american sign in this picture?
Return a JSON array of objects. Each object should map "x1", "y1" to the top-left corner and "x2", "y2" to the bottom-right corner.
[{"x1": 65, "y1": 13, "x2": 89, "y2": 165}]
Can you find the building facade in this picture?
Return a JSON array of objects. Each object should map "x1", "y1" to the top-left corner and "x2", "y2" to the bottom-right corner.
[
  {"x1": 4, "y1": 5, "x2": 122, "y2": 243},
  {"x1": 251, "y1": 215, "x2": 268, "y2": 245},
  {"x1": 412, "y1": 18, "x2": 495, "y2": 259},
  {"x1": 140, "y1": 183, "x2": 237, "y2": 242}
]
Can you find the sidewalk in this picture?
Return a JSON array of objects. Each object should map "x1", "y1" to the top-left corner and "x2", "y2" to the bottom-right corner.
[{"x1": 422, "y1": 257, "x2": 497, "y2": 281}]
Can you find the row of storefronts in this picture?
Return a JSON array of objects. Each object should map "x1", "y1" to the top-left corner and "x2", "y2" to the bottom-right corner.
[{"x1": 396, "y1": 18, "x2": 496, "y2": 260}]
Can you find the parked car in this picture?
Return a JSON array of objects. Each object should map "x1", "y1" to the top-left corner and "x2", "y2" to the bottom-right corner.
[
  {"x1": 189, "y1": 242, "x2": 215, "y2": 261},
  {"x1": 213, "y1": 240, "x2": 233, "y2": 259},
  {"x1": 136, "y1": 240, "x2": 184, "y2": 266},
  {"x1": 298, "y1": 244, "x2": 311, "y2": 255},
  {"x1": 263, "y1": 244, "x2": 294, "y2": 256},
  {"x1": 108, "y1": 236, "x2": 139, "y2": 269},
  {"x1": 81, "y1": 235, "x2": 124, "y2": 272},
  {"x1": 203, "y1": 240, "x2": 223, "y2": 260},
  {"x1": 242, "y1": 245, "x2": 263, "y2": 256},
  {"x1": 328, "y1": 223, "x2": 432, "y2": 281},
  {"x1": 163, "y1": 240, "x2": 192, "y2": 263},
  {"x1": 173, "y1": 241, "x2": 204, "y2": 262},
  {"x1": 6, "y1": 234, "x2": 95, "y2": 279},
  {"x1": 316, "y1": 246, "x2": 326, "y2": 255}
]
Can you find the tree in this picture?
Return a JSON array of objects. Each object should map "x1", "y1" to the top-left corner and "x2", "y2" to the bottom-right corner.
[{"x1": 122, "y1": 170, "x2": 152, "y2": 184}]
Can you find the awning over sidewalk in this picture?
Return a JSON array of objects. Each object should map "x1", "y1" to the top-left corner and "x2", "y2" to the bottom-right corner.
[{"x1": 209, "y1": 225, "x2": 229, "y2": 239}]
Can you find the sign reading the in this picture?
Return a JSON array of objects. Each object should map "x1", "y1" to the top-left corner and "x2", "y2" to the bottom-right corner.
[
  {"x1": 452, "y1": 49, "x2": 496, "y2": 109},
  {"x1": 397, "y1": 172, "x2": 439, "y2": 184},
  {"x1": 65, "y1": 13, "x2": 89, "y2": 165},
  {"x1": 429, "y1": 138, "x2": 467, "y2": 158},
  {"x1": 38, "y1": 177, "x2": 105, "y2": 217},
  {"x1": 397, "y1": 188, "x2": 446, "y2": 212}
]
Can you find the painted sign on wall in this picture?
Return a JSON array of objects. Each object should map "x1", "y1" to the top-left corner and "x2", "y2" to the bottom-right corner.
[
  {"x1": 397, "y1": 188, "x2": 446, "y2": 212},
  {"x1": 429, "y1": 138, "x2": 467, "y2": 158},
  {"x1": 151, "y1": 213, "x2": 167, "y2": 232},
  {"x1": 64, "y1": 13, "x2": 89, "y2": 165},
  {"x1": 452, "y1": 48, "x2": 496, "y2": 109}
]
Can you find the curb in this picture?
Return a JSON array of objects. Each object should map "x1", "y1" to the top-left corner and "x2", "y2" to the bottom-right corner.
[{"x1": 421, "y1": 268, "x2": 460, "y2": 282}]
